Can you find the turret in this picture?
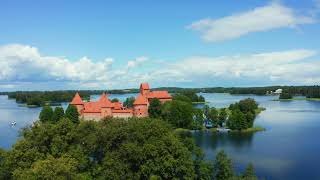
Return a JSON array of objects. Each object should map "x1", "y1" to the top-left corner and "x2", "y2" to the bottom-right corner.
[
  {"x1": 133, "y1": 94, "x2": 149, "y2": 117},
  {"x1": 70, "y1": 92, "x2": 84, "y2": 114},
  {"x1": 140, "y1": 83, "x2": 150, "y2": 96}
]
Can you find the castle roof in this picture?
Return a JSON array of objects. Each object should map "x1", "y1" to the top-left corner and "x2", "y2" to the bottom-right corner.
[
  {"x1": 83, "y1": 102, "x2": 101, "y2": 113},
  {"x1": 133, "y1": 94, "x2": 148, "y2": 105},
  {"x1": 70, "y1": 92, "x2": 84, "y2": 105},
  {"x1": 140, "y1": 83, "x2": 150, "y2": 90},
  {"x1": 146, "y1": 91, "x2": 171, "y2": 99},
  {"x1": 98, "y1": 93, "x2": 113, "y2": 107}
]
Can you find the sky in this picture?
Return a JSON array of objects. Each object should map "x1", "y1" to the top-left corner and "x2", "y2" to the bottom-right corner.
[{"x1": 0, "y1": 0, "x2": 320, "y2": 91}]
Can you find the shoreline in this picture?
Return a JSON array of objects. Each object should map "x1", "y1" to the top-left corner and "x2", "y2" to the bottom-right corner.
[{"x1": 272, "y1": 98, "x2": 320, "y2": 102}]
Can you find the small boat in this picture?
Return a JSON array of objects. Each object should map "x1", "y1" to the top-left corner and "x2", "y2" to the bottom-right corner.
[{"x1": 11, "y1": 121, "x2": 16, "y2": 126}]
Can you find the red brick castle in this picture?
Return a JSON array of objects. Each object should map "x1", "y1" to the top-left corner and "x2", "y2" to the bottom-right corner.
[{"x1": 70, "y1": 83, "x2": 172, "y2": 120}]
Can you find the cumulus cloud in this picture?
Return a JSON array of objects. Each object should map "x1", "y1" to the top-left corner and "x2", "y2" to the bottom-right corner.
[
  {"x1": 188, "y1": 2, "x2": 315, "y2": 42},
  {"x1": 0, "y1": 44, "x2": 149, "y2": 89},
  {"x1": 0, "y1": 44, "x2": 319, "y2": 90},
  {"x1": 147, "y1": 49, "x2": 320, "y2": 86}
]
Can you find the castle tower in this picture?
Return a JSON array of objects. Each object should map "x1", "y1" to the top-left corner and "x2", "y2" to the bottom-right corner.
[
  {"x1": 133, "y1": 94, "x2": 149, "y2": 117},
  {"x1": 98, "y1": 93, "x2": 113, "y2": 117},
  {"x1": 70, "y1": 92, "x2": 84, "y2": 114},
  {"x1": 140, "y1": 83, "x2": 150, "y2": 96}
]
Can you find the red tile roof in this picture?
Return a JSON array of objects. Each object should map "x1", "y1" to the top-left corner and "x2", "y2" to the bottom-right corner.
[
  {"x1": 112, "y1": 102, "x2": 123, "y2": 110},
  {"x1": 98, "y1": 93, "x2": 113, "y2": 107},
  {"x1": 146, "y1": 91, "x2": 172, "y2": 99},
  {"x1": 83, "y1": 102, "x2": 101, "y2": 113},
  {"x1": 70, "y1": 92, "x2": 84, "y2": 105},
  {"x1": 140, "y1": 83, "x2": 150, "y2": 90},
  {"x1": 133, "y1": 94, "x2": 148, "y2": 105}
]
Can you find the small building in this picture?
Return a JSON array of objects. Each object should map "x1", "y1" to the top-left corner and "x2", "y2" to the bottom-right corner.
[{"x1": 70, "y1": 83, "x2": 172, "y2": 120}]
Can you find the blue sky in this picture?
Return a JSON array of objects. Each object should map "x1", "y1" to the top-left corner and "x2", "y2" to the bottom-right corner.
[{"x1": 0, "y1": 0, "x2": 320, "y2": 90}]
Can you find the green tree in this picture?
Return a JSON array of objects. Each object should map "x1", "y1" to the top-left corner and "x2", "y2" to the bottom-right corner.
[
  {"x1": 279, "y1": 91, "x2": 293, "y2": 99},
  {"x1": 65, "y1": 105, "x2": 79, "y2": 123},
  {"x1": 161, "y1": 100, "x2": 194, "y2": 129},
  {"x1": 193, "y1": 108, "x2": 204, "y2": 130},
  {"x1": 111, "y1": 98, "x2": 119, "y2": 102},
  {"x1": 213, "y1": 150, "x2": 233, "y2": 180},
  {"x1": 148, "y1": 98, "x2": 162, "y2": 118},
  {"x1": 218, "y1": 108, "x2": 228, "y2": 127},
  {"x1": 172, "y1": 94, "x2": 192, "y2": 104},
  {"x1": 227, "y1": 110, "x2": 247, "y2": 130},
  {"x1": 242, "y1": 163, "x2": 258, "y2": 180},
  {"x1": 208, "y1": 107, "x2": 219, "y2": 127},
  {"x1": 123, "y1": 97, "x2": 135, "y2": 108},
  {"x1": 39, "y1": 106, "x2": 53, "y2": 123},
  {"x1": 52, "y1": 106, "x2": 65, "y2": 123}
]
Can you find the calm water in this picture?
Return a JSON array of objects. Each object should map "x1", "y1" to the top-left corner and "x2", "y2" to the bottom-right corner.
[{"x1": 1, "y1": 93, "x2": 320, "y2": 180}]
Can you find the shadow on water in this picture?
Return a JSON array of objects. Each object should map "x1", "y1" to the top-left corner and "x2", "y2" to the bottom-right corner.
[{"x1": 193, "y1": 131, "x2": 254, "y2": 151}]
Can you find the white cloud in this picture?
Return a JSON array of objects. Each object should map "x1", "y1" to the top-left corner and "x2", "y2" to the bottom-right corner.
[
  {"x1": 0, "y1": 44, "x2": 319, "y2": 90},
  {"x1": 147, "y1": 49, "x2": 320, "y2": 85},
  {"x1": 188, "y1": 2, "x2": 316, "y2": 42},
  {"x1": 0, "y1": 44, "x2": 149, "y2": 89}
]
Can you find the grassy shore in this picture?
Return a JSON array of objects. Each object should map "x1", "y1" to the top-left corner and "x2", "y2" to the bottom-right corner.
[
  {"x1": 192, "y1": 101, "x2": 208, "y2": 104},
  {"x1": 229, "y1": 126, "x2": 266, "y2": 133},
  {"x1": 272, "y1": 98, "x2": 320, "y2": 101}
]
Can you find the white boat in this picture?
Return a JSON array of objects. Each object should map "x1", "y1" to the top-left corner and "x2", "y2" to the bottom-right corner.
[{"x1": 11, "y1": 121, "x2": 16, "y2": 126}]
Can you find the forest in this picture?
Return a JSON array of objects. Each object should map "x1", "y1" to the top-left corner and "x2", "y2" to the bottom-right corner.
[{"x1": 0, "y1": 104, "x2": 260, "y2": 180}]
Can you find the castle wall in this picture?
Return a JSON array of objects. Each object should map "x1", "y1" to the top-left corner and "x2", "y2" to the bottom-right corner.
[
  {"x1": 101, "y1": 107, "x2": 112, "y2": 117},
  {"x1": 134, "y1": 105, "x2": 148, "y2": 117},
  {"x1": 82, "y1": 113, "x2": 101, "y2": 121},
  {"x1": 113, "y1": 112, "x2": 133, "y2": 118}
]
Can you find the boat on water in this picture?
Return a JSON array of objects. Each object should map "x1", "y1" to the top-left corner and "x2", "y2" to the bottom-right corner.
[{"x1": 11, "y1": 121, "x2": 16, "y2": 126}]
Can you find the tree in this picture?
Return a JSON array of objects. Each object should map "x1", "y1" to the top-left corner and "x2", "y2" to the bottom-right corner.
[
  {"x1": 207, "y1": 107, "x2": 219, "y2": 127},
  {"x1": 242, "y1": 163, "x2": 258, "y2": 180},
  {"x1": 161, "y1": 100, "x2": 194, "y2": 129},
  {"x1": 111, "y1": 98, "x2": 119, "y2": 102},
  {"x1": 279, "y1": 91, "x2": 293, "y2": 99},
  {"x1": 123, "y1": 97, "x2": 135, "y2": 108},
  {"x1": 65, "y1": 105, "x2": 79, "y2": 123},
  {"x1": 39, "y1": 106, "x2": 53, "y2": 123},
  {"x1": 227, "y1": 110, "x2": 247, "y2": 130},
  {"x1": 52, "y1": 107, "x2": 64, "y2": 123},
  {"x1": 213, "y1": 150, "x2": 233, "y2": 180},
  {"x1": 148, "y1": 98, "x2": 162, "y2": 118},
  {"x1": 12, "y1": 156, "x2": 81, "y2": 180},
  {"x1": 218, "y1": 108, "x2": 227, "y2": 127},
  {"x1": 172, "y1": 94, "x2": 192, "y2": 104},
  {"x1": 192, "y1": 108, "x2": 204, "y2": 130}
]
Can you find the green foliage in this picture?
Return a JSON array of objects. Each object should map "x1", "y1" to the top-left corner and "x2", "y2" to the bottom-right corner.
[
  {"x1": 161, "y1": 100, "x2": 194, "y2": 129},
  {"x1": 12, "y1": 156, "x2": 81, "y2": 180},
  {"x1": 6, "y1": 91, "x2": 91, "y2": 106},
  {"x1": 242, "y1": 163, "x2": 258, "y2": 180},
  {"x1": 218, "y1": 108, "x2": 228, "y2": 127},
  {"x1": 111, "y1": 98, "x2": 119, "y2": 102},
  {"x1": 1, "y1": 118, "x2": 211, "y2": 179},
  {"x1": 213, "y1": 150, "x2": 234, "y2": 180},
  {"x1": 148, "y1": 98, "x2": 162, "y2": 118},
  {"x1": 227, "y1": 99, "x2": 259, "y2": 130},
  {"x1": 123, "y1": 96, "x2": 135, "y2": 108},
  {"x1": 172, "y1": 94, "x2": 193, "y2": 104},
  {"x1": 279, "y1": 91, "x2": 293, "y2": 99},
  {"x1": 65, "y1": 105, "x2": 79, "y2": 124},
  {"x1": 192, "y1": 108, "x2": 205, "y2": 130},
  {"x1": 173, "y1": 91, "x2": 205, "y2": 103},
  {"x1": 52, "y1": 107, "x2": 65, "y2": 123},
  {"x1": 227, "y1": 110, "x2": 247, "y2": 130},
  {"x1": 207, "y1": 107, "x2": 219, "y2": 127},
  {"x1": 39, "y1": 106, "x2": 53, "y2": 123}
]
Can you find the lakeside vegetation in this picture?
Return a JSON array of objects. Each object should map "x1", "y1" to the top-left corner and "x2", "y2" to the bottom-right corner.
[
  {"x1": 0, "y1": 105, "x2": 261, "y2": 180},
  {"x1": 1, "y1": 85, "x2": 319, "y2": 107}
]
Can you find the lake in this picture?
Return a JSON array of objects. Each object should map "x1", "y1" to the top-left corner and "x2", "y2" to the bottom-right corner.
[{"x1": 1, "y1": 93, "x2": 320, "y2": 180}]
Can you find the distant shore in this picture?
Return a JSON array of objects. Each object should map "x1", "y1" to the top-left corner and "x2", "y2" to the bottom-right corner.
[{"x1": 272, "y1": 98, "x2": 320, "y2": 102}]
